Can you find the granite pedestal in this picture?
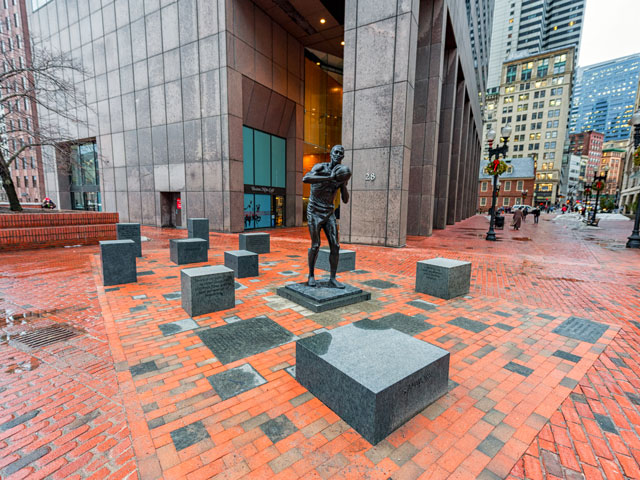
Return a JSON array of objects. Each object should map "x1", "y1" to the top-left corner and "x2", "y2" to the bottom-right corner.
[
  {"x1": 100, "y1": 239, "x2": 137, "y2": 286},
  {"x1": 188, "y1": 218, "x2": 210, "y2": 249},
  {"x1": 315, "y1": 248, "x2": 356, "y2": 273},
  {"x1": 181, "y1": 265, "x2": 235, "y2": 317},
  {"x1": 277, "y1": 282, "x2": 370, "y2": 313},
  {"x1": 224, "y1": 250, "x2": 259, "y2": 278},
  {"x1": 239, "y1": 233, "x2": 270, "y2": 254},
  {"x1": 116, "y1": 223, "x2": 142, "y2": 257},
  {"x1": 296, "y1": 320, "x2": 450, "y2": 444},
  {"x1": 170, "y1": 238, "x2": 208, "y2": 265},
  {"x1": 415, "y1": 257, "x2": 471, "y2": 300}
]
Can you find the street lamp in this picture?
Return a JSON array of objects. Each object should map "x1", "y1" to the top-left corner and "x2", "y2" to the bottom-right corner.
[
  {"x1": 485, "y1": 125, "x2": 512, "y2": 241},
  {"x1": 521, "y1": 189, "x2": 528, "y2": 205},
  {"x1": 626, "y1": 110, "x2": 640, "y2": 247},
  {"x1": 589, "y1": 165, "x2": 610, "y2": 225}
]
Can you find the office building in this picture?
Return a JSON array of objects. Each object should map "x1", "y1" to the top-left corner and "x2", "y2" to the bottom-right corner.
[
  {"x1": 28, "y1": 0, "x2": 485, "y2": 246},
  {"x1": 477, "y1": 156, "x2": 534, "y2": 211},
  {"x1": 570, "y1": 53, "x2": 640, "y2": 142},
  {"x1": 559, "y1": 153, "x2": 581, "y2": 202},
  {"x1": 569, "y1": 131, "x2": 603, "y2": 183},
  {"x1": 601, "y1": 146, "x2": 625, "y2": 198}
]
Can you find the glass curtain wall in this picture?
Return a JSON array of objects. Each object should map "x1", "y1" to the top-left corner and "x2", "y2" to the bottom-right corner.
[{"x1": 69, "y1": 141, "x2": 101, "y2": 211}]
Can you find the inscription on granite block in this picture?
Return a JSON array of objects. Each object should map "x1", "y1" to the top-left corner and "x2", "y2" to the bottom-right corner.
[
  {"x1": 116, "y1": 223, "x2": 142, "y2": 257},
  {"x1": 100, "y1": 240, "x2": 137, "y2": 286},
  {"x1": 239, "y1": 233, "x2": 270, "y2": 254},
  {"x1": 315, "y1": 248, "x2": 356, "y2": 273},
  {"x1": 170, "y1": 238, "x2": 208, "y2": 265},
  {"x1": 416, "y1": 258, "x2": 471, "y2": 300},
  {"x1": 188, "y1": 218, "x2": 210, "y2": 249},
  {"x1": 296, "y1": 320, "x2": 450, "y2": 444},
  {"x1": 181, "y1": 266, "x2": 235, "y2": 317},
  {"x1": 224, "y1": 250, "x2": 259, "y2": 278}
]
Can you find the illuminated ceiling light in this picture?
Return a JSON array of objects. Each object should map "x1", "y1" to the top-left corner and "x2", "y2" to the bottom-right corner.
[
  {"x1": 341, "y1": 41, "x2": 345, "y2": 46},
  {"x1": 320, "y1": 18, "x2": 326, "y2": 24},
  {"x1": 316, "y1": 61, "x2": 321, "y2": 66}
]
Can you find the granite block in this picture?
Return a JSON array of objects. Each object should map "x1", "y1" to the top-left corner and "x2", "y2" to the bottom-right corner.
[
  {"x1": 224, "y1": 250, "x2": 259, "y2": 278},
  {"x1": 315, "y1": 248, "x2": 356, "y2": 273},
  {"x1": 277, "y1": 282, "x2": 371, "y2": 313},
  {"x1": 100, "y1": 240, "x2": 137, "y2": 286},
  {"x1": 296, "y1": 320, "x2": 450, "y2": 444},
  {"x1": 181, "y1": 265, "x2": 235, "y2": 317},
  {"x1": 415, "y1": 257, "x2": 471, "y2": 300},
  {"x1": 188, "y1": 217, "x2": 209, "y2": 248},
  {"x1": 239, "y1": 232, "x2": 270, "y2": 254},
  {"x1": 170, "y1": 238, "x2": 208, "y2": 265},
  {"x1": 116, "y1": 223, "x2": 142, "y2": 257}
]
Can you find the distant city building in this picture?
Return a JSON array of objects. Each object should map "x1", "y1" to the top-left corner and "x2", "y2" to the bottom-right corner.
[
  {"x1": 559, "y1": 153, "x2": 581, "y2": 202},
  {"x1": 569, "y1": 53, "x2": 640, "y2": 141},
  {"x1": 569, "y1": 131, "x2": 604, "y2": 183},
  {"x1": 601, "y1": 146, "x2": 625, "y2": 198},
  {"x1": 478, "y1": 157, "x2": 535, "y2": 211},
  {"x1": 467, "y1": 0, "x2": 495, "y2": 103}
]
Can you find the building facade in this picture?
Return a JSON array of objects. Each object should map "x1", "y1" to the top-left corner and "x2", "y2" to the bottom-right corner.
[
  {"x1": 28, "y1": 0, "x2": 484, "y2": 246},
  {"x1": 569, "y1": 131, "x2": 603, "y2": 184},
  {"x1": 620, "y1": 78, "x2": 640, "y2": 214},
  {"x1": 569, "y1": 53, "x2": 640, "y2": 142},
  {"x1": 477, "y1": 157, "x2": 535, "y2": 212},
  {"x1": 601, "y1": 146, "x2": 625, "y2": 198},
  {"x1": 559, "y1": 152, "x2": 581, "y2": 202}
]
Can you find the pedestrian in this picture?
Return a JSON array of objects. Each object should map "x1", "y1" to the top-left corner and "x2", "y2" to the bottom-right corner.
[
  {"x1": 41, "y1": 197, "x2": 56, "y2": 209},
  {"x1": 512, "y1": 208, "x2": 523, "y2": 230},
  {"x1": 522, "y1": 207, "x2": 528, "y2": 223},
  {"x1": 533, "y1": 206, "x2": 540, "y2": 224}
]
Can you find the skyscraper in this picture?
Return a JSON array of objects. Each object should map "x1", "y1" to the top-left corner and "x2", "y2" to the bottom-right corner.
[
  {"x1": 569, "y1": 53, "x2": 640, "y2": 142},
  {"x1": 466, "y1": 0, "x2": 495, "y2": 100}
]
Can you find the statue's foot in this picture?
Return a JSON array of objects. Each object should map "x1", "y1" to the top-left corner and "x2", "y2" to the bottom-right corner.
[
  {"x1": 307, "y1": 276, "x2": 317, "y2": 287},
  {"x1": 328, "y1": 278, "x2": 345, "y2": 289}
]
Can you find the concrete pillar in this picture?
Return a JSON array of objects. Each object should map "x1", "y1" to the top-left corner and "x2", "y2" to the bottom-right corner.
[
  {"x1": 446, "y1": 75, "x2": 465, "y2": 225},
  {"x1": 455, "y1": 98, "x2": 470, "y2": 222},
  {"x1": 407, "y1": 0, "x2": 446, "y2": 236},
  {"x1": 341, "y1": 0, "x2": 419, "y2": 246}
]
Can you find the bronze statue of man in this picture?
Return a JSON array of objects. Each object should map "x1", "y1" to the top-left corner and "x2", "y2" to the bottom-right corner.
[{"x1": 303, "y1": 145, "x2": 352, "y2": 288}]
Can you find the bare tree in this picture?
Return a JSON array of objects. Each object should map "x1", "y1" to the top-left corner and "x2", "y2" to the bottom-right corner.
[{"x1": 0, "y1": 31, "x2": 88, "y2": 212}]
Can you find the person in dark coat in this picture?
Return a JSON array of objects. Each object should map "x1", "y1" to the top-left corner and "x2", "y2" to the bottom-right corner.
[
  {"x1": 533, "y1": 207, "x2": 541, "y2": 224},
  {"x1": 512, "y1": 208, "x2": 523, "y2": 230}
]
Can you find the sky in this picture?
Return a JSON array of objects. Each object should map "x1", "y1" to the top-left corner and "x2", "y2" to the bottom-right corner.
[{"x1": 579, "y1": 0, "x2": 640, "y2": 67}]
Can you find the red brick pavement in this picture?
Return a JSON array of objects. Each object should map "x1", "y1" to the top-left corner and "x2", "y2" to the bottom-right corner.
[{"x1": 1, "y1": 212, "x2": 639, "y2": 479}]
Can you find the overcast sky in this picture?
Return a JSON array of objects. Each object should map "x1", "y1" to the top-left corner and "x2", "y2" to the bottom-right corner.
[{"x1": 579, "y1": 0, "x2": 640, "y2": 67}]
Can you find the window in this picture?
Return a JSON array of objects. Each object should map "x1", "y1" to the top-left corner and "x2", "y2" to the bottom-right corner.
[
  {"x1": 481, "y1": 182, "x2": 488, "y2": 192},
  {"x1": 537, "y1": 58, "x2": 549, "y2": 78},
  {"x1": 503, "y1": 197, "x2": 510, "y2": 206},
  {"x1": 551, "y1": 87, "x2": 563, "y2": 96},
  {"x1": 518, "y1": 93, "x2": 529, "y2": 101},
  {"x1": 480, "y1": 197, "x2": 487, "y2": 206},
  {"x1": 521, "y1": 62, "x2": 533, "y2": 81},
  {"x1": 516, "y1": 180, "x2": 524, "y2": 191},
  {"x1": 517, "y1": 104, "x2": 528, "y2": 112},
  {"x1": 553, "y1": 54, "x2": 567, "y2": 74},
  {"x1": 504, "y1": 181, "x2": 512, "y2": 191},
  {"x1": 32, "y1": 176, "x2": 36, "y2": 187},
  {"x1": 549, "y1": 99, "x2": 562, "y2": 106},
  {"x1": 505, "y1": 86, "x2": 515, "y2": 94},
  {"x1": 506, "y1": 65, "x2": 517, "y2": 83},
  {"x1": 24, "y1": 176, "x2": 28, "y2": 187},
  {"x1": 504, "y1": 96, "x2": 514, "y2": 103},
  {"x1": 30, "y1": 157, "x2": 35, "y2": 168},
  {"x1": 544, "y1": 152, "x2": 555, "y2": 160}
]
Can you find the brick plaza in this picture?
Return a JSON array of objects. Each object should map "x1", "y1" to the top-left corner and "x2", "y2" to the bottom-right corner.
[{"x1": 1, "y1": 213, "x2": 640, "y2": 479}]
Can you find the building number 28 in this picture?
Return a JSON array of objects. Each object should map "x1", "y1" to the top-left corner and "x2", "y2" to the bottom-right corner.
[{"x1": 365, "y1": 172, "x2": 376, "y2": 181}]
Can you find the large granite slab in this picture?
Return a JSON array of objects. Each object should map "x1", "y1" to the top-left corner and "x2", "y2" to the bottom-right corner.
[
  {"x1": 296, "y1": 320, "x2": 450, "y2": 444},
  {"x1": 415, "y1": 257, "x2": 471, "y2": 300},
  {"x1": 181, "y1": 265, "x2": 234, "y2": 317},
  {"x1": 116, "y1": 223, "x2": 142, "y2": 257},
  {"x1": 277, "y1": 282, "x2": 371, "y2": 313},
  {"x1": 224, "y1": 250, "x2": 259, "y2": 278},
  {"x1": 239, "y1": 232, "x2": 270, "y2": 254},
  {"x1": 315, "y1": 248, "x2": 356, "y2": 273},
  {"x1": 188, "y1": 218, "x2": 210, "y2": 249},
  {"x1": 100, "y1": 239, "x2": 137, "y2": 286},
  {"x1": 170, "y1": 238, "x2": 208, "y2": 265}
]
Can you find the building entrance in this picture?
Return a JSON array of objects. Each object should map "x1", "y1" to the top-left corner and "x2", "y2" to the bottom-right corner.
[{"x1": 160, "y1": 192, "x2": 182, "y2": 228}]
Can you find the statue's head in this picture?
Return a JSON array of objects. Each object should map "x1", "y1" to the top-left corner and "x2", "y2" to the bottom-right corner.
[{"x1": 330, "y1": 145, "x2": 344, "y2": 166}]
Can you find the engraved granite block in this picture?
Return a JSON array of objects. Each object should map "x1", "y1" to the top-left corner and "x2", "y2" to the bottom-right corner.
[
  {"x1": 170, "y1": 238, "x2": 208, "y2": 265},
  {"x1": 415, "y1": 257, "x2": 471, "y2": 300},
  {"x1": 239, "y1": 232, "x2": 270, "y2": 254},
  {"x1": 224, "y1": 250, "x2": 259, "y2": 278},
  {"x1": 116, "y1": 223, "x2": 142, "y2": 257},
  {"x1": 296, "y1": 320, "x2": 450, "y2": 444},
  {"x1": 100, "y1": 239, "x2": 137, "y2": 286},
  {"x1": 188, "y1": 218, "x2": 209, "y2": 249},
  {"x1": 181, "y1": 265, "x2": 235, "y2": 317},
  {"x1": 315, "y1": 248, "x2": 356, "y2": 272}
]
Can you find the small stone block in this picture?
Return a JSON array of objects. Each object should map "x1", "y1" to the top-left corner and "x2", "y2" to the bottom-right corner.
[
  {"x1": 100, "y1": 240, "x2": 137, "y2": 286},
  {"x1": 116, "y1": 223, "x2": 142, "y2": 257},
  {"x1": 277, "y1": 282, "x2": 371, "y2": 313},
  {"x1": 315, "y1": 248, "x2": 356, "y2": 272},
  {"x1": 415, "y1": 257, "x2": 471, "y2": 300},
  {"x1": 296, "y1": 320, "x2": 450, "y2": 444},
  {"x1": 224, "y1": 250, "x2": 259, "y2": 278},
  {"x1": 170, "y1": 238, "x2": 208, "y2": 265},
  {"x1": 188, "y1": 218, "x2": 210, "y2": 248},
  {"x1": 181, "y1": 265, "x2": 235, "y2": 317},
  {"x1": 239, "y1": 232, "x2": 270, "y2": 254}
]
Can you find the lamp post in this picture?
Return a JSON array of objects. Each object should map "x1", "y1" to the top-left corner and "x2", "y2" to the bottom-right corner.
[
  {"x1": 626, "y1": 109, "x2": 640, "y2": 248},
  {"x1": 521, "y1": 189, "x2": 528, "y2": 206},
  {"x1": 590, "y1": 165, "x2": 610, "y2": 225},
  {"x1": 485, "y1": 125, "x2": 512, "y2": 241}
]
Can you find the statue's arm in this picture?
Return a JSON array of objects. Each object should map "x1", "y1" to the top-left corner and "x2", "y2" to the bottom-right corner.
[
  {"x1": 303, "y1": 166, "x2": 333, "y2": 184},
  {"x1": 340, "y1": 182, "x2": 349, "y2": 203}
]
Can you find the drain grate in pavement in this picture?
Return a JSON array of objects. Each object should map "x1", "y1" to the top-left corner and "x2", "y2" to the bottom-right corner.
[
  {"x1": 12, "y1": 324, "x2": 80, "y2": 348},
  {"x1": 552, "y1": 316, "x2": 608, "y2": 343}
]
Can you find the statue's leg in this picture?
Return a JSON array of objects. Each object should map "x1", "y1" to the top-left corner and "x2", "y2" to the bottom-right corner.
[
  {"x1": 324, "y1": 216, "x2": 345, "y2": 289},
  {"x1": 307, "y1": 216, "x2": 321, "y2": 287}
]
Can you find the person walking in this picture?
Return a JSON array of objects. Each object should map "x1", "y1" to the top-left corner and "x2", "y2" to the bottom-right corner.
[
  {"x1": 533, "y1": 206, "x2": 540, "y2": 224},
  {"x1": 512, "y1": 208, "x2": 523, "y2": 230},
  {"x1": 522, "y1": 207, "x2": 528, "y2": 223}
]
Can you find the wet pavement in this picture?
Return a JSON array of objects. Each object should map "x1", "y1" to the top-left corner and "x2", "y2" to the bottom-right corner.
[{"x1": 1, "y1": 212, "x2": 640, "y2": 479}]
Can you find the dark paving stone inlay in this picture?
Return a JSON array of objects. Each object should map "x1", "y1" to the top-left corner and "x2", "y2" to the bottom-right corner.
[
  {"x1": 473, "y1": 345, "x2": 497, "y2": 359},
  {"x1": 129, "y1": 305, "x2": 147, "y2": 313},
  {"x1": 158, "y1": 318, "x2": 199, "y2": 336},
  {"x1": 504, "y1": 361, "x2": 534, "y2": 377},
  {"x1": 552, "y1": 316, "x2": 608, "y2": 343},
  {"x1": 197, "y1": 316, "x2": 294, "y2": 364},
  {"x1": 570, "y1": 393, "x2": 588, "y2": 404},
  {"x1": 2, "y1": 446, "x2": 50, "y2": 476},
  {"x1": 170, "y1": 420, "x2": 210, "y2": 451},
  {"x1": 362, "y1": 279, "x2": 397, "y2": 289},
  {"x1": 0, "y1": 410, "x2": 40, "y2": 431},
  {"x1": 129, "y1": 361, "x2": 158, "y2": 377},
  {"x1": 207, "y1": 364, "x2": 267, "y2": 400},
  {"x1": 493, "y1": 323, "x2": 514, "y2": 331},
  {"x1": 407, "y1": 300, "x2": 437, "y2": 311},
  {"x1": 593, "y1": 413, "x2": 618, "y2": 434},
  {"x1": 537, "y1": 313, "x2": 556, "y2": 320},
  {"x1": 352, "y1": 270, "x2": 369, "y2": 274},
  {"x1": 477, "y1": 434, "x2": 504, "y2": 457},
  {"x1": 448, "y1": 317, "x2": 489, "y2": 334},
  {"x1": 371, "y1": 313, "x2": 434, "y2": 336},
  {"x1": 610, "y1": 357, "x2": 627, "y2": 368},
  {"x1": 552, "y1": 350, "x2": 582, "y2": 363},
  {"x1": 626, "y1": 392, "x2": 640, "y2": 406},
  {"x1": 138, "y1": 270, "x2": 154, "y2": 276},
  {"x1": 259, "y1": 414, "x2": 298, "y2": 444},
  {"x1": 104, "y1": 287, "x2": 120, "y2": 292},
  {"x1": 162, "y1": 292, "x2": 181, "y2": 301},
  {"x1": 493, "y1": 311, "x2": 511, "y2": 317}
]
